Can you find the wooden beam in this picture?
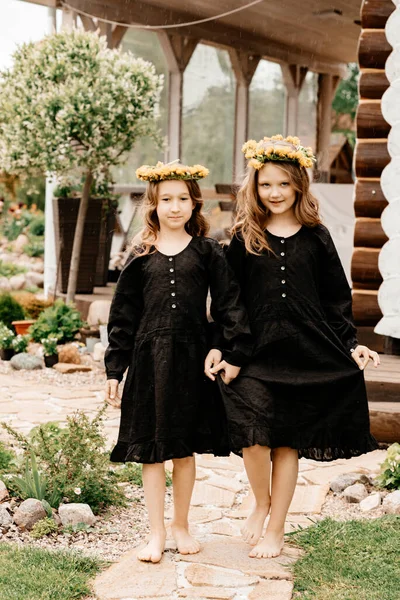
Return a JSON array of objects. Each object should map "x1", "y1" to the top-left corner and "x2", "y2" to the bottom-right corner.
[
  {"x1": 111, "y1": 25, "x2": 128, "y2": 49},
  {"x1": 281, "y1": 64, "x2": 308, "y2": 136},
  {"x1": 61, "y1": 8, "x2": 77, "y2": 30},
  {"x1": 79, "y1": 14, "x2": 97, "y2": 32}
]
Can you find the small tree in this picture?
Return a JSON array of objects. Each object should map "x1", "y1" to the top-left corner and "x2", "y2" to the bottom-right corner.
[{"x1": 0, "y1": 30, "x2": 163, "y2": 302}]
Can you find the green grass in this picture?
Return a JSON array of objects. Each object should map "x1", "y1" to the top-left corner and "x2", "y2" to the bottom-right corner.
[
  {"x1": 0, "y1": 543, "x2": 103, "y2": 600},
  {"x1": 290, "y1": 516, "x2": 400, "y2": 600}
]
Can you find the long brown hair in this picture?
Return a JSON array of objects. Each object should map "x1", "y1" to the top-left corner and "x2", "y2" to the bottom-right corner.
[
  {"x1": 132, "y1": 179, "x2": 209, "y2": 255},
  {"x1": 232, "y1": 161, "x2": 321, "y2": 255}
]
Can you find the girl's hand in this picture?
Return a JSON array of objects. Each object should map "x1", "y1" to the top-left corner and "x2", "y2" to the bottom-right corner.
[
  {"x1": 204, "y1": 349, "x2": 223, "y2": 381},
  {"x1": 211, "y1": 360, "x2": 241, "y2": 385},
  {"x1": 105, "y1": 379, "x2": 121, "y2": 408},
  {"x1": 351, "y1": 345, "x2": 380, "y2": 370}
]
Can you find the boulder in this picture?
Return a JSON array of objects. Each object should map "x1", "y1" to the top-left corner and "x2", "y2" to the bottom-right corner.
[
  {"x1": 30, "y1": 262, "x2": 44, "y2": 274},
  {"x1": 0, "y1": 506, "x2": 12, "y2": 531},
  {"x1": 58, "y1": 343, "x2": 81, "y2": 365},
  {"x1": 0, "y1": 480, "x2": 9, "y2": 502},
  {"x1": 58, "y1": 503, "x2": 96, "y2": 527},
  {"x1": 53, "y1": 363, "x2": 92, "y2": 374},
  {"x1": 87, "y1": 300, "x2": 111, "y2": 326},
  {"x1": 9, "y1": 274, "x2": 26, "y2": 290},
  {"x1": 343, "y1": 483, "x2": 368, "y2": 503},
  {"x1": 0, "y1": 277, "x2": 11, "y2": 291},
  {"x1": 13, "y1": 498, "x2": 47, "y2": 530},
  {"x1": 10, "y1": 353, "x2": 43, "y2": 371},
  {"x1": 382, "y1": 490, "x2": 400, "y2": 515},
  {"x1": 12, "y1": 234, "x2": 29, "y2": 254},
  {"x1": 359, "y1": 492, "x2": 381, "y2": 512},
  {"x1": 330, "y1": 473, "x2": 370, "y2": 493},
  {"x1": 93, "y1": 342, "x2": 106, "y2": 362},
  {"x1": 25, "y1": 271, "x2": 44, "y2": 289}
]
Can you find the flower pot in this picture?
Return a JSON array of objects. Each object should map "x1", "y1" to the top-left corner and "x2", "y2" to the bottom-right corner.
[
  {"x1": 0, "y1": 348, "x2": 15, "y2": 361},
  {"x1": 12, "y1": 320, "x2": 36, "y2": 336},
  {"x1": 44, "y1": 353, "x2": 59, "y2": 368}
]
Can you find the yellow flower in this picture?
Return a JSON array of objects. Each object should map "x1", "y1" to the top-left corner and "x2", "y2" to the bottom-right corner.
[
  {"x1": 249, "y1": 158, "x2": 263, "y2": 170},
  {"x1": 271, "y1": 134, "x2": 284, "y2": 141}
]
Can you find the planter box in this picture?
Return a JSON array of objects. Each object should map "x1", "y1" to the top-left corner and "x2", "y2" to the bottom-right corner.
[
  {"x1": 12, "y1": 320, "x2": 36, "y2": 336},
  {"x1": 44, "y1": 354, "x2": 59, "y2": 368},
  {"x1": 54, "y1": 197, "x2": 116, "y2": 294},
  {"x1": 0, "y1": 348, "x2": 15, "y2": 361}
]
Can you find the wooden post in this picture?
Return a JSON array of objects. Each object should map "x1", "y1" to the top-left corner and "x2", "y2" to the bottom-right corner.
[
  {"x1": 316, "y1": 73, "x2": 335, "y2": 182},
  {"x1": 61, "y1": 8, "x2": 77, "y2": 31},
  {"x1": 281, "y1": 64, "x2": 308, "y2": 137},
  {"x1": 157, "y1": 32, "x2": 197, "y2": 161},
  {"x1": 79, "y1": 15, "x2": 128, "y2": 49},
  {"x1": 229, "y1": 50, "x2": 260, "y2": 181}
]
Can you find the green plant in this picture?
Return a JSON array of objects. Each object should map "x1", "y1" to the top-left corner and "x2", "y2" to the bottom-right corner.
[
  {"x1": 11, "y1": 334, "x2": 29, "y2": 353},
  {"x1": 0, "y1": 440, "x2": 15, "y2": 473},
  {"x1": 41, "y1": 336, "x2": 59, "y2": 357},
  {"x1": 114, "y1": 462, "x2": 172, "y2": 487},
  {"x1": 24, "y1": 237, "x2": 44, "y2": 257},
  {"x1": 12, "y1": 451, "x2": 48, "y2": 501},
  {"x1": 0, "y1": 322, "x2": 15, "y2": 349},
  {"x1": 0, "y1": 293, "x2": 25, "y2": 328},
  {"x1": 0, "y1": 260, "x2": 27, "y2": 279},
  {"x1": 31, "y1": 517, "x2": 59, "y2": 539},
  {"x1": 11, "y1": 292, "x2": 53, "y2": 320},
  {"x1": 377, "y1": 443, "x2": 400, "y2": 490},
  {"x1": 2, "y1": 406, "x2": 126, "y2": 513},
  {"x1": 28, "y1": 215, "x2": 45, "y2": 237},
  {"x1": 29, "y1": 299, "x2": 84, "y2": 344},
  {"x1": 63, "y1": 522, "x2": 94, "y2": 535}
]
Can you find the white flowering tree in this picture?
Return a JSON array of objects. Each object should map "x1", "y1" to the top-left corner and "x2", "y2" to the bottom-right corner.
[{"x1": 0, "y1": 29, "x2": 163, "y2": 302}]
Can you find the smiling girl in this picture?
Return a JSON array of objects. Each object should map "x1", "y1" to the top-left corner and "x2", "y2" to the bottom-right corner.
[
  {"x1": 212, "y1": 136, "x2": 380, "y2": 560},
  {"x1": 104, "y1": 161, "x2": 251, "y2": 564}
]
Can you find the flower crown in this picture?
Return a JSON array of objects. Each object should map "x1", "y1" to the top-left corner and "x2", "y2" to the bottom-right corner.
[
  {"x1": 136, "y1": 160, "x2": 209, "y2": 183},
  {"x1": 242, "y1": 135, "x2": 316, "y2": 170}
]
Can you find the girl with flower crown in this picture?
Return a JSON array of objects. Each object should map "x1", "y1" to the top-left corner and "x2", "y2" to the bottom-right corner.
[
  {"x1": 104, "y1": 161, "x2": 252, "y2": 564},
  {"x1": 210, "y1": 136, "x2": 380, "y2": 560}
]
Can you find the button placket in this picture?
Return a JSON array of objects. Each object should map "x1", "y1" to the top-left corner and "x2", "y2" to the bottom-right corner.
[
  {"x1": 280, "y1": 239, "x2": 287, "y2": 298},
  {"x1": 168, "y1": 256, "x2": 177, "y2": 309}
]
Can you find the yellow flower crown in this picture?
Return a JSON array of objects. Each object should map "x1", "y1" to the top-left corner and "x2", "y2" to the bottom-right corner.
[
  {"x1": 242, "y1": 135, "x2": 316, "y2": 170},
  {"x1": 136, "y1": 160, "x2": 209, "y2": 183}
]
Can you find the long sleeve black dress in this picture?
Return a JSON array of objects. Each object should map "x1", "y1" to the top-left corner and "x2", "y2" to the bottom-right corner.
[
  {"x1": 105, "y1": 236, "x2": 252, "y2": 464},
  {"x1": 219, "y1": 224, "x2": 378, "y2": 461}
]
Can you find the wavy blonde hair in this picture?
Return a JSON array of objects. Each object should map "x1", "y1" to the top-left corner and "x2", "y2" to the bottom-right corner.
[
  {"x1": 132, "y1": 179, "x2": 209, "y2": 255},
  {"x1": 232, "y1": 161, "x2": 321, "y2": 255}
]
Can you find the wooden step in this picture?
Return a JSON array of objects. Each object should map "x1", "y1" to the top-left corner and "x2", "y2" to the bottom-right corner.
[
  {"x1": 369, "y1": 402, "x2": 400, "y2": 444},
  {"x1": 364, "y1": 355, "x2": 400, "y2": 442}
]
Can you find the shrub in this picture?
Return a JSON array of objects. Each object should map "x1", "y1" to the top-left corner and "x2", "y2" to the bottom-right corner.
[
  {"x1": 29, "y1": 299, "x2": 84, "y2": 344},
  {"x1": 2, "y1": 406, "x2": 126, "y2": 513},
  {"x1": 41, "y1": 336, "x2": 58, "y2": 356},
  {"x1": 11, "y1": 292, "x2": 53, "y2": 320},
  {"x1": 114, "y1": 463, "x2": 172, "y2": 487},
  {"x1": 0, "y1": 292, "x2": 25, "y2": 328},
  {"x1": 31, "y1": 517, "x2": 59, "y2": 539},
  {"x1": 377, "y1": 443, "x2": 400, "y2": 490},
  {"x1": 0, "y1": 322, "x2": 15, "y2": 349},
  {"x1": 0, "y1": 440, "x2": 15, "y2": 473},
  {"x1": 0, "y1": 260, "x2": 26, "y2": 279},
  {"x1": 24, "y1": 238, "x2": 44, "y2": 257},
  {"x1": 11, "y1": 334, "x2": 29, "y2": 353},
  {"x1": 28, "y1": 215, "x2": 45, "y2": 237}
]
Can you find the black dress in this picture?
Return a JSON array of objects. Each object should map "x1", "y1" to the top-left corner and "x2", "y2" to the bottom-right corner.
[
  {"x1": 219, "y1": 224, "x2": 378, "y2": 461},
  {"x1": 105, "y1": 236, "x2": 252, "y2": 464}
]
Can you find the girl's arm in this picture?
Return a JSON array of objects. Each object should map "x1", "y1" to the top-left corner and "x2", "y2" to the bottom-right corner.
[
  {"x1": 104, "y1": 256, "x2": 143, "y2": 383},
  {"x1": 208, "y1": 240, "x2": 253, "y2": 368}
]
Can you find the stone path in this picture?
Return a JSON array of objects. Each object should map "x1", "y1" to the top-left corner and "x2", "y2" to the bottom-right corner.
[{"x1": 0, "y1": 370, "x2": 386, "y2": 600}]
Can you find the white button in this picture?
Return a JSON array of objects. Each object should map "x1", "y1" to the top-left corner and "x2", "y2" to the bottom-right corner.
[
  {"x1": 281, "y1": 239, "x2": 285, "y2": 244},
  {"x1": 170, "y1": 268, "x2": 174, "y2": 272},
  {"x1": 170, "y1": 280, "x2": 175, "y2": 284},
  {"x1": 281, "y1": 266, "x2": 285, "y2": 271},
  {"x1": 168, "y1": 257, "x2": 173, "y2": 262},
  {"x1": 171, "y1": 292, "x2": 175, "y2": 297},
  {"x1": 282, "y1": 293, "x2": 286, "y2": 298},
  {"x1": 172, "y1": 304, "x2": 176, "y2": 308},
  {"x1": 281, "y1": 252, "x2": 285, "y2": 256},
  {"x1": 281, "y1": 280, "x2": 286, "y2": 284}
]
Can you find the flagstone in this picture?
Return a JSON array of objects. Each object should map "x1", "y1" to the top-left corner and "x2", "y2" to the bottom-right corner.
[
  {"x1": 50, "y1": 397, "x2": 103, "y2": 409},
  {"x1": 177, "y1": 538, "x2": 294, "y2": 579},
  {"x1": 195, "y1": 468, "x2": 209, "y2": 481},
  {"x1": 93, "y1": 548, "x2": 177, "y2": 599},
  {"x1": 301, "y1": 463, "x2": 369, "y2": 486},
  {"x1": 289, "y1": 484, "x2": 329, "y2": 514},
  {"x1": 184, "y1": 563, "x2": 259, "y2": 588},
  {"x1": 49, "y1": 389, "x2": 98, "y2": 399},
  {"x1": 211, "y1": 469, "x2": 236, "y2": 479},
  {"x1": 226, "y1": 509, "x2": 249, "y2": 520},
  {"x1": 195, "y1": 457, "x2": 242, "y2": 472},
  {"x1": 191, "y1": 483, "x2": 236, "y2": 508},
  {"x1": 343, "y1": 450, "x2": 386, "y2": 471},
  {"x1": 206, "y1": 519, "x2": 242, "y2": 538},
  {"x1": 206, "y1": 475, "x2": 243, "y2": 494},
  {"x1": 0, "y1": 402, "x2": 19, "y2": 414},
  {"x1": 17, "y1": 412, "x2": 66, "y2": 424},
  {"x1": 178, "y1": 586, "x2": 236, "y2": 599},
  {"x1": 239, "y1": 490, "x2": 255, "y2": 510},
  {"x1": 248, "y1": 580, "x2": 294, "y2": 600},
  {"x1": 166, "y1": 507, "x2": 223, "y2": 524},
  {"x1": 13, "y1": 391, "x2": 51, "y2": 401}
]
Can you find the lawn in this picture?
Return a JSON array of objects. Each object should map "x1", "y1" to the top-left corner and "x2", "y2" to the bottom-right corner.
[
  {"x1": 0, "y1": 543, "x2": 103, "y2": 600},
  {"x1": 290, "y1": 516, "x2": 400, "y2": 600}
]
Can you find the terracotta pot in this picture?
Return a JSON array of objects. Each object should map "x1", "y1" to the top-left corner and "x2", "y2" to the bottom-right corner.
[
  {"x1": 0, "y1": 348, "x2": 15, "y2": 361},
  {"x1": 44, "y1": 354, "x2": 59, "y2": 368},
  {"x1": 12, "y1": 320, "x2": 36, "y2": 336}
]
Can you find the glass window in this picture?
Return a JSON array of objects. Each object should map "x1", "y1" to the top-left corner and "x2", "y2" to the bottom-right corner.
[
  {"x1": 298, "y1": 71, "x2": 318, "y2": 150},
  {"x1": 249, "y1": 60, "x2": 285, "y2": 140}
]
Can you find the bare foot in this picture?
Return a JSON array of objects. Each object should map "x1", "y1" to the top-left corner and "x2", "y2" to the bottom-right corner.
[
  {"x1": 249, "y1": 529, "x2": 284, "y2": 559},
  {"x1": 171, "y1": 523, "x2": 200, "y2": 555},
  {"x1": 241, "y1": 504, "x2": 270, "y2": 546},
  {"x1": 137, "y1": 530, "x2": 166, "y2": 563}
]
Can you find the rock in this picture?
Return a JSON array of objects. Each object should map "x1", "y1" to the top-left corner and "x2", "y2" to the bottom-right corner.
[
  {"x1": 87, "y1": 300, "x2": 111, "y2": 326},
  {"x1": 249, "y1": 580, "x2": 293, "y2": 600},
  {"x1": 27, "y1": 342, "x2": 43, "y2": 357},
  {"x1": 53, "y1": 363, "x2": 92, "y2": 374},
  {"x1": 360, "y1": 492, "x2": 382, "y2": 512},
  {"x1": 0, "y1": 480, "x2": 9, "y2": 502},
  {"x1": 13, "y1": 498, "x2": 47, "y2": 530},
  {"x1": 10, "y1": 353, "x2": 43, "y2": 371},
  {"x1": 330, "y1": 473, "x2": 370, "y2": 493},
  {"x1": 12, "y1": 234, "x2": 29, "y2": 254},
  {"x1": 184, "y1": 564, "x2": 258, "y2": 588},
  {"x1": 9, "y1": 274, "x2": 26, "y2": 290},
  {"x1": 382, "y1": 490, "x2": 400, "y2": 515},
  {"x1": 58, "y1": 503, "x2": 96, "y2": 527},
  {"x1": 52, "y1": 509, "x2": 62, "y2": 527},
  {"x1": 0, "y1": 277, "x2": 11, "y2": 291},
  {"x1": 92, "y1": 342, "x2": 106, "y2": 362},
  {"x1": 30, "y1": 262, "x2": 44, "y2": 274},
  {"x1": 343, "y1": 483, "x2": 368, "y2": 503},
  {"x1": 0, "y1": 506, "x2": 12, "y2": 531},
  {"x1": 58, "y1": 344, "x2": 81, "y2": 364},
  {"x1": 25, "y1": 271, "x2": 44, "y2": 288}
]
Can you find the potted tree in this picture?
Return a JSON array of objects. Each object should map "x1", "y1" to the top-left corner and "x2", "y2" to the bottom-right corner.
[
  {"x1": 41, "y1": 337, "x2": 59, "y2": 368},
  {"x1": 0, "y1": 29, "x2": 162, "y2": 302},
  {"x1": 0, "y1": 324, "x2": 15, "y2": 361}
]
